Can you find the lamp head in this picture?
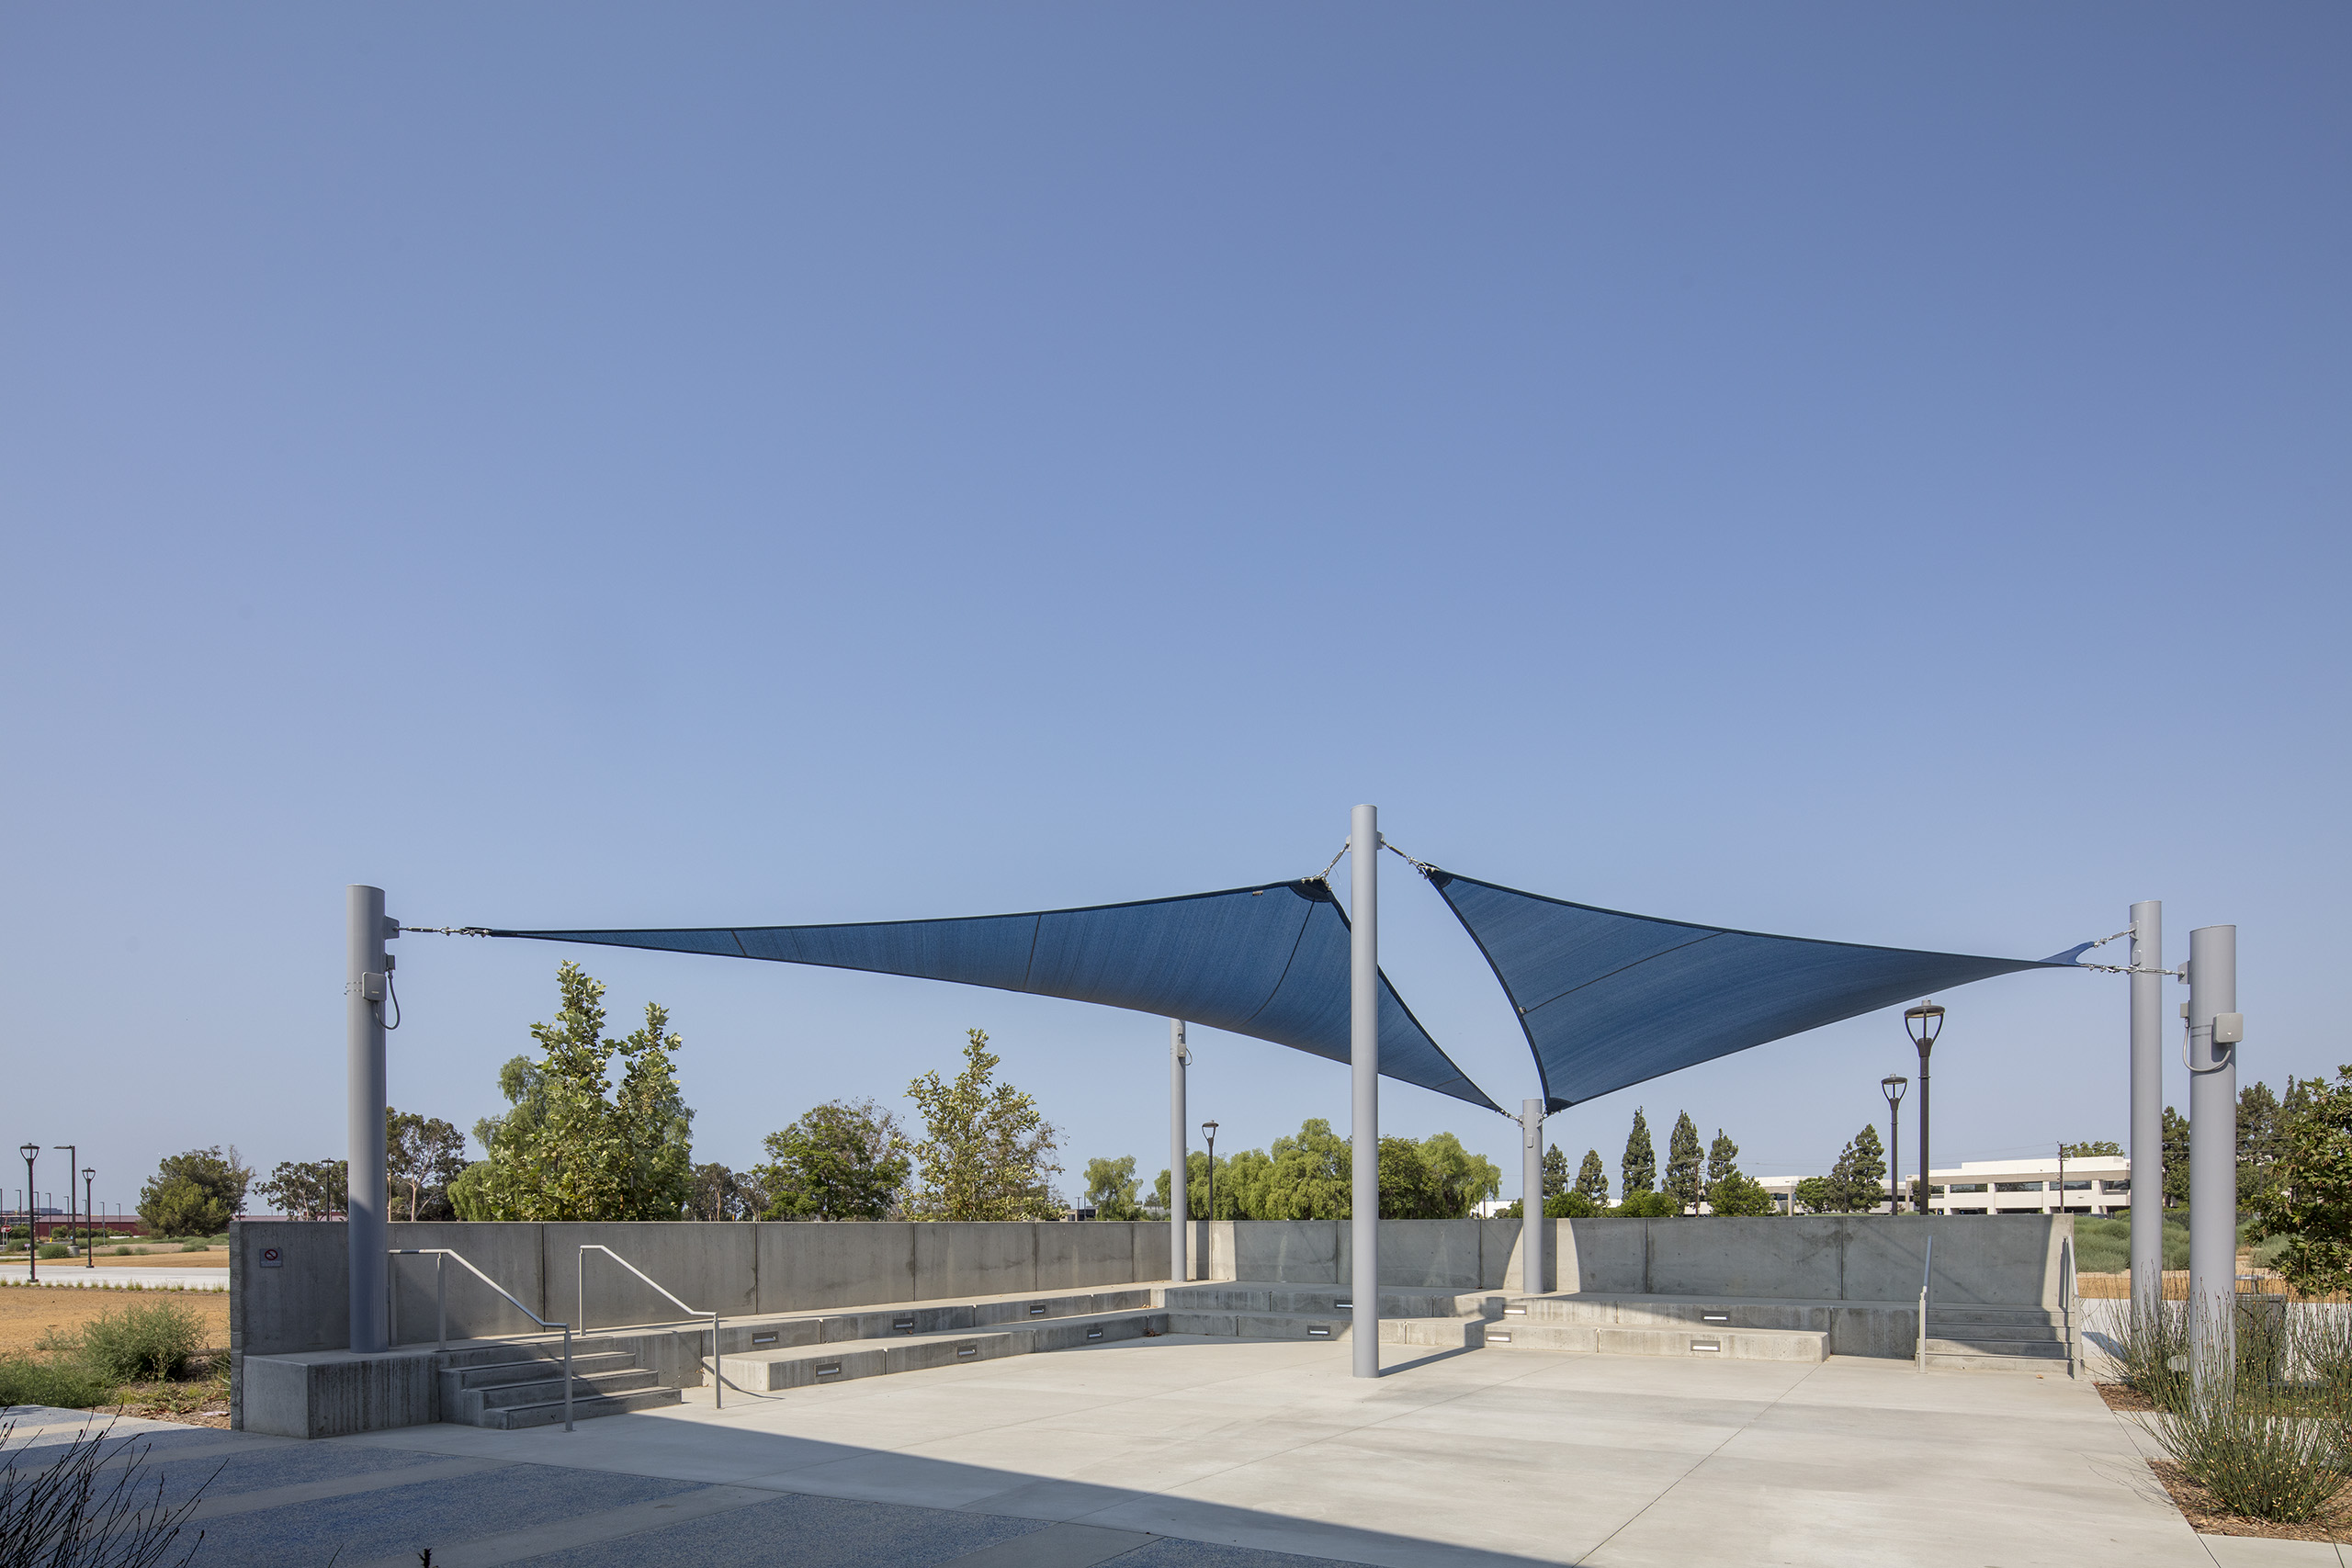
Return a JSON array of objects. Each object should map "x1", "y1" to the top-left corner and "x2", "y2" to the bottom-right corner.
[
  {"x1": 1904, "y1": 1001, "x2": 1946, "y2": 1050},
  {"x1": 1201, "y1": 1120, "x2": 1218, "y2": 1140},
  {"x1": 82, "y1": 1168, "x2": 94, "y2": 1180},
  {"x1": 17, "y1": 1145, "x2": 35, "y2": 1163},
  {"x1": 1881, "y1": 1073, "x2": 1909, "y2": 1105}
]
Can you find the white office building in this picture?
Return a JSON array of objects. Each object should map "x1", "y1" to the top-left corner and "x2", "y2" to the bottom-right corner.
[{"x1": 1754, "y1": 1155, "x2": 2131, "y2": 1216}]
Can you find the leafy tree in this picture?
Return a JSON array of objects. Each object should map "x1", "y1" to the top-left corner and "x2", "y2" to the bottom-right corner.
[
  {"x1": 469, "y1": 963, "x2": 696, "y2": 1221},
  {"x1": 1546, "y1": 1190, "x2": 1603, "y2": 1218},
  {"x1": 447, "y1": 1161, "x2": 493, "y2": 1220},
  {"x1": 757, "y1": 1099, "x2": 911, "y2": 1220},
  {"x1": 2239, "y1": 1080, "x2": 2285, "y2": 1206},
  {"x1": 1664, "y1": 1112, "x2": 1703, "y2": 1215},
  {"x1": 2251, "y1": 1066, "x2": 2352, "y2": 1295},
  {"x1": 137, "y1": 1147, "x2": 252, "y2": 1236},
  {"x1": 1791, "y1": 1176, "x2": 1838, "y2": 1214},
  {"x1": 1829, "y1": 1124, "x2": 1888, "y2": 1213},
  {"x1": 2163, "y1": 1105, "x2": 2190, "y2": 1207},
  {"x1": 1707, "y1": 1175, "x2": 1778, "y2": 1216},
  {"x1": 1082, "y1": 1156, "x2": 1143, "y2": 1220},
  {"x1": 1419, "y1": 1132, "x2": 1503, "y2": 1218},
  {"x1": 1542, "y1": 1145, "x2": 1570, "y2": 1200},
  {"x1": 686, "y1": 1162, "x2": 755, "y2": 1221},
  {"x1": 256, "y1": 1158, "x2": 346, "y2": 1221},
  {"x1": 2059, "y1": 1140, "x2": 2122, "y2": 1158},
  {"x1": 907, "y1": 1030, "x2": 1063, "y2": 1220},
  {"x1": 1256, "y1": 1119, "x2": 1352, "y2": 1219},
  {"x1": 386, "y1": 1108, "x2": 469, "y2": 1222},
  {"x1": 1221, "y1": 1147, "x2": 1273, "y2": 1218},
  {"x1": 1575, "y1": 1149, "x2": 1610, "y2": 1205},
  {"x1": 1623, "y1": 1109, "x2": 1656, "y2": 1195}
]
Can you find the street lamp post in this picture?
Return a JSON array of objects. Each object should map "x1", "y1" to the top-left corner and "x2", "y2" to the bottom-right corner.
[
  {"x1": 1881, "y1": 1077, "x2": 1909, "y2": 1215},
  {"x1": 1905, "y1": 1003, "x2": 1946, "y2": 1217},
  {"x1": 17, "y1": 1146, "x2": 37, "y2": 1282},
  {"x1": 53, "y1": 1147, "x2": 78, "y2": 1267},
  {"x1": 83, "y1": 1169, "x2": 96, "y2": 1267},
  {"x1": 1201, "y1": 1122, "x2": 1219, "y2": 1241}
]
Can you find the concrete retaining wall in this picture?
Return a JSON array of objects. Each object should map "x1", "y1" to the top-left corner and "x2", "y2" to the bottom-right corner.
[{"x1": 231, "y1": 1219, "x2": 1172, "y2": 1358}]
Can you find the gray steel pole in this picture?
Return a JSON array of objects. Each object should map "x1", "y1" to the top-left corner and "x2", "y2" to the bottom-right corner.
[
  {"x1": 1350, "y1": 804, "x2": 1379, "y2": 1378},
  {"x1": 2130, "y1": 900, "x2": 2164, "y2": 1312},
  {"x1": 1521, "y1": 1100, "x2": 1546, "y2": 1296},
  {"x1": 348, "y1": 885, "x2": 391, "y2": 1354},
  {"x1": 1169, "y1": 1020, "x2": 1189, "y2": 1284},
  {"x1": 2187, "y1": 924, "x2": 2238, "y2": 1379}
]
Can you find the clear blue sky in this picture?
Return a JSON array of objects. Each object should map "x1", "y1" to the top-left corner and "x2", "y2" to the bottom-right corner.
[{"x1": 4, "y1": 6, "x2": 2345, "y2": 1214}]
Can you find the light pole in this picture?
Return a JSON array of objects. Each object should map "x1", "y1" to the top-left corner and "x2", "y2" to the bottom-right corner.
[
  {"x1": 82, "y1": 1170, "x2": 95, "y2": 1266},
  {"x1": 1881, "y1": 1077, "x2": 1909, "y2": 1215},
  {"x1": 52, "y1": 1147, "x2": 78, "y2": 1266},
  {"x1": 1201, "y1": 1121, "x2": 1219, "y2": 1235},
  {"x1": 17, "y1": 1146, "x2": 37, "y2": 1282},
  {"x1": 1905, "y1": 1003, "x2": 1946, "y2": 1216}
]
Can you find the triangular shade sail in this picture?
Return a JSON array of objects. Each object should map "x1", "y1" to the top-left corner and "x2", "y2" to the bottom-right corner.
[
  {"x1": 486, "y1": 879, "x2": 1499, "y2": 1111},
  {"x1": 1427, "y1": 869, "x2": 2085, "y2": 1111}
]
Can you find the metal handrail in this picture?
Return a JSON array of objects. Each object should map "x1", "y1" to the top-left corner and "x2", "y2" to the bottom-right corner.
[
  {"x1": 578, "y1": 1245, "x2": 722, "y2": 1409},
  {"x1": 1915, "y1": 1234, "x2": 1933, "y2": 1372},
  {"x1": 2061, "y1": 1232, "x2": 2080, "y2": 1380},
  {"x1": 390, "y1": 1247, "x2": 573, "y2": 1431}
]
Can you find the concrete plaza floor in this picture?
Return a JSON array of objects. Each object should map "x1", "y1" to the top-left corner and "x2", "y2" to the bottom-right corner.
[{"x1": 8, "y1": 1336, "x2": 2236, "y2": 1566}]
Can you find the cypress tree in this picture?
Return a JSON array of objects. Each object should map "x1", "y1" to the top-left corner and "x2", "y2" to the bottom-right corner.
[
  {"x1": 1542, "y1": 1144, "x2": 1570, "y2": 1199},
  {"x1": 1707, "y1": 1129, "x2": 1741, "y2": 1188},
  {"x1": 1665, "y1": 1111, "x2": 1703, "y2": 1214},
  {"x1": 1830, "y1": 1123, "x2": 1888, "y2": 1213},
  {"x1": 1623, "y1": 1109, "x2": 1657, "y2": 1195},
  {"x1": 1576, "y1": 1148, "x2": 1609, "y2": 1204}
]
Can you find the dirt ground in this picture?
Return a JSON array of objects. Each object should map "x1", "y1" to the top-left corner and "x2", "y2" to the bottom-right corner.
[
  {"x1": 9, "y1": 1246, "x2": 230, "y2": 1270},
  {"x1": 0, "y1": 1284, "x2": 230, "y2": 1357}
]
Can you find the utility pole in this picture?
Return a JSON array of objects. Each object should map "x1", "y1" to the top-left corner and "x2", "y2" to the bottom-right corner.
[
  {"x1": 1169, "y1": 1020, "x2": 1189, "y2": 1283},
  {"x1": 2129, "y1": 901, "x2": 2165, "y2": 1312},
  {"x1": 1350, "y1": 805, "x2": 1379, "y2": 1379},
  {"x1": 2186, "y1": 925, "x2": 2241, "y2": 1385},
  {"x1": 348, "y1": 886, "x2": 394, "y2": 1355},
  {"x1": 1521, "y1": 1100, "x2": 1547, "y2": 1295}
]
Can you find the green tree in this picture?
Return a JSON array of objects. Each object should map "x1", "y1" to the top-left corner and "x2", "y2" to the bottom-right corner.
[
  {"x1": 1664, "y1": 1111, "x2": 1703, "y2": 1214},
  {"x1": 1082, "y1": 1156, "x2": 1143, "y2": 1220},
  {"x1": 1829, "y1": 1124, "x2": 1888, "y2": 1213},
  {"x1": 1613, "y1": 1190, "x2": 1680, "y2": 1218},
  {"x1": 1377, "y1": 1137, "x2": 1440, "y2": 1217},
  {"x1": 386, "y1": 1107, "x2": 469, "y2": 1222},
  {"x1": 1221, "y1": 1147, "x2": 1273, "y2": 1218},
  {"x1": 2059, "y1": 1140, "x2": 2122, "y2": 1158},
  {"x1": 255, "y1": 1158, "x2": 345, "y2": 1221},
  {"x1": 470, "y1": 963, "x2": 696, "y2": 1221},
  {"x1": 1542, "y1": 1145, "x2": 1570, "y2": 1200},
  {"x1": 2251, "y1": 1066, "x2": 2352, "y2": 1295},
  {"x1": 2163, "y1": 1105, "x2": 2190, "y2": 1207},
  {"x1": 907, "y1": 1029, "x2": 1063, "y2": 1220},
  {"x1": 1703, "y1": 1130, "x2": 1771, "y2": 1214},
  {"x1": 137, "y1": 1147, "x2": 252, "y2": 1236},
  {"x1": 1419, "y1": 1132, "x2": 1503, "y2": 1218},
  {"x1": 1792, "y1": 1176, "x2": 1837, "y2": 1214},
  {"x1": 1623, "y1": 1109, "x2": 1657, "y2": 1195},
  {"x1": 1546, "y1": 1190, "x2": 1605, "y2": 1218},
  {"x1": 1256, "y1": 1119, "x2": 1352, "y2": 1218},
  {"x1": 686, "y1": 1163, "x2": 752, "y2": 1221},
  {"x1": 1574, "y1": 1149, "x2": 1610, "y2": 1205},
  {"x1": 757, "y1": 1099, "x2": 911, "y2": 1220},
  {"x1": 2240, "y1": 1080, "x2": 2284, "y2": 1206}
]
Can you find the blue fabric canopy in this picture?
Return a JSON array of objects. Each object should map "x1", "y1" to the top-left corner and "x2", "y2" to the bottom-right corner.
[
  {"x1": 1425, "y1": 868, "x2": 2087, "y2": 1111},
  {"x1": 485, "y1": 879, "x2": 1500, "y2": 1111}
]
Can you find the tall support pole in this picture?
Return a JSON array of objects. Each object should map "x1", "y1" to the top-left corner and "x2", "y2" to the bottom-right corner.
[
  {"x1": 1169, "y1": 1020, "x2": 1189, "y2": 1284},
  {"x1": 1521, "y1": 1100, "x2": 1547, "y2": 1296},
  {"x1": 2187, "y1": 924, "x2": 2238, "y2": 1381},
  {"x1": 2129, "y1": 901, "x2": 2165, "y2": 1313},
  {"x1": 1350, "y1": 804, "x2": 1380, "y2": 1378},
  {"x1": 347, "y1": 885, "x2": 390, "y2": 1355}
]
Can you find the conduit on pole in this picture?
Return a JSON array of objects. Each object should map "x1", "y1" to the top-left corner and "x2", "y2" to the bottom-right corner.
[{"x1": 1351, "y1": 805, "x2": 1380, "y2": 1378}]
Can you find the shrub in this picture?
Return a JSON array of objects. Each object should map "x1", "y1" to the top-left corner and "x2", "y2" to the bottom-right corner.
[
  {"x1": 0, "y1": 1356, "x2": 117, "y2": 1410},
  {"x1": 1546, "y1": 1192, "x2": 1603, "y2": 1219},
  {"x1": 1612, "y1": 1190, "x2": 1681, "y2": 1218},
  {"x1": 2153, "y1": 1396, "x2": 2352, "y2": 1521},
  {"x1": 175, "y1": 1242, "x2": 207, "y2": 1254},
  {"x1": 38, "y1": 1245, "x2": 72, "y2": 1260},
  {"x1": 74, "y1": 1302, "x2": 207, "y2": 1382},
  {"x1": 0, "y1": 1417, "x2": 211, "y2": 1568}
]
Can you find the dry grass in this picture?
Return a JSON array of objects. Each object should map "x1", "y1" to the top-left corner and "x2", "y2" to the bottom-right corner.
[
  {"x1": 2076, "y1": 1269, "x2": 2350, "y2": 1303},
  {"x1": 0, "y1": 1289, "x2": 228, "y2": 1358},
  {"x1": 13, "y1": 1248, "x2": 232, "y2": 1271}
]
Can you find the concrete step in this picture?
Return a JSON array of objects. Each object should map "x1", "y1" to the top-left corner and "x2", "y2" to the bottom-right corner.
[
  {"x1": 1924, "y1": 1319, "x2": 2065, "y2": 1344},
  {"x1": 435, "y1": 1337, "x2": 631, "y2": 1371},
  {"x1": 1162, "y1": 1284, "x2": 1487, "y2": 1319},
  {"x1": 715, "y1": 1289, "x2": 1160, "y2": 1355},
  {"x1": 472, "y1": 1368, "x2": 662, "y2": 1411},
  {"x1": 715, "y1": 1310, "x2": 1170, "y2": 1393},
  {"x1": 1928, "y1": 1306, "x2": 2068, "y2": 1330},
  {"x1": 1506, "y1": 1295, "x2": 1848, "y2": 1333},
  {"x1": 444, "y1": 1351, "x2": 639, "y2": 1391},
  {"x1": 1923, "y1": 1336, "x2": 2068, "y2": 1359},
  {"x1": 1162, "y1": 1310, "x2": 1483, "y2": 1349},
  {"x1": 1924, "y1": 1349, "x2": 2074, "y2": 1375},
  {"x1": 479, "y1": 1385, "x2": 683, "y2": 1429},
  {"x1": 1484, "y1": 1322, "x2": 1828, "y2": 1363}
]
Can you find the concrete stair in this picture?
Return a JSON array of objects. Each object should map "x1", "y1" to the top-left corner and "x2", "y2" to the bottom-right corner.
[
  {"x1": 1159, "y1": 1284, "x2": 1488, "y2": 1350},
  {"x1": 437, "y1": 1338, "x2": 682, "y2": 1429},
  {"x1": 1923, "y1": 1305, "x2": 2074, "y2": 1372},
  {"x1": 716, "y1": 1308, "x2": 1170, "y2": 1392}
]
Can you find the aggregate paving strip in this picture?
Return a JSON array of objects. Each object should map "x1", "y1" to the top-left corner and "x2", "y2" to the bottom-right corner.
[{"x1": 0, "y1": 1282, "x2": 230, "y2": 1354}]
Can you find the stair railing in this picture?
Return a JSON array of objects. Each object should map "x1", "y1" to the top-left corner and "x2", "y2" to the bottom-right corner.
[
  {"x1": 1915, "y1": 1234, "x2": 1933, "y2": 1372},
  {"x1": 389, "y1": 1247, "x2": 572, "y2": 1431},
  {"x1": 577, "y1": 1245, "x2": 723, "y2": 1409},
  {"x1": 2061, "y1": 1231, "x2": 2080, "y2": 1380}
]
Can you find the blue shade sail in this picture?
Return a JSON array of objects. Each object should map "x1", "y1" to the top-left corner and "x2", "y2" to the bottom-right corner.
[
  {"x1": 486, "y1": 880, "x2": 1499, "y2": 1111},
  {"x1": 1425, "y1": 869, "x2": 2084, "y2": 1111}
]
